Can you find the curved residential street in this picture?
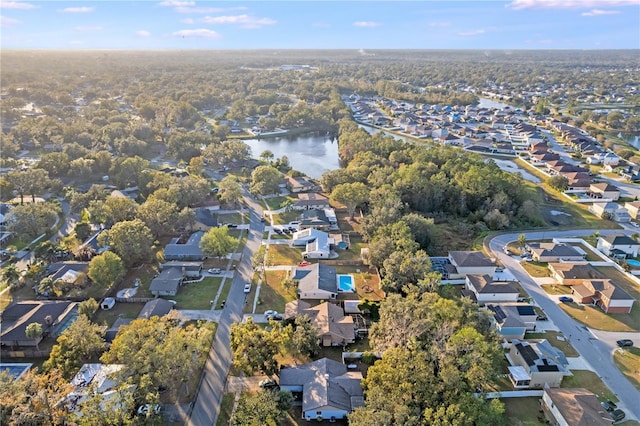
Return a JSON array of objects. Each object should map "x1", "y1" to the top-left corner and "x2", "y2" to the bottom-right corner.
[
  {"x1": 188, "y1": 190, "x2": 264, "y2": 426},
  {"x1": 489, "y1": 230, "x2": 640, "y2": 421}
]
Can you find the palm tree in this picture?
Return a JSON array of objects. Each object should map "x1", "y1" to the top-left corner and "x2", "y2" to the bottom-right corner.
[
  {"x1": 2, "y1": 264, "x2": 21, "y2": 288},
  {"x1": 25, "y1": 322, "x2": 43, "y2": 351}
]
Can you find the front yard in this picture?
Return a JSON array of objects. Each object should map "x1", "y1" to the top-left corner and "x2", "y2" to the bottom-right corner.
[
  {"x1": 173, "y1": 277, "x2": 224, "y2": 310},
  {"x1": 503, "y1": 397, "x2": 546, "y2": 426},
  {"x1": 255, "y1": 269, "x2": 297, "y2": 314},
  {"x1": 613, "y1": 346, "x2": 640, "y2": 391},
  {"x1": 559, "y1": 303, "x2": 639, "y2": 332},
  {"x1": 524, "y1": 331, "x2": 579, "y2": 357},
  {"x1": 561, "y1": 370, "x2": 617, "y2": 402},
  {"x1": 266, "y1": 244, "x2": 303, "y2": 265},
  {"x1": 519, "y1": 261, "x2": 551, "y2": 278}
]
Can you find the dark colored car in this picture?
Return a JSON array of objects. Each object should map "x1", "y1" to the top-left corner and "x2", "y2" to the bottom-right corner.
[
  {"x1": 559, "y1": 296, "x2": 573, "y2": 303},
  {"x1": 536, "y1": 315, "x2": 548, "y2": 321},
  {"x1": 601, "y1": 400, "x2": 617, "y2": 412},
  {"x1": 610, "y1": 409, "x2": 625, "y2": 422},
  {"x1": 259, "y1": 379, "x2": 278, "y2": 389},
  {"x1": 616, "y1": 339, "x2": 634, "y2": 347},
  {"x1": 226, "y1": 223, "x2": 238, "y2": 228}
]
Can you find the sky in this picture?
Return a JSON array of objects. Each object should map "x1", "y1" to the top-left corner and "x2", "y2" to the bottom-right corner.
[{"x1": 1, "y1": 0, "x2": 639, "y2": 50}]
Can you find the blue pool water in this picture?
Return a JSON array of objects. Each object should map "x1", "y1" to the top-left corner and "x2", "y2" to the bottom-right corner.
[
  {"x1": 55, "y1": 313, "x2": 78, "y2": 336},
  {"x1": 627, "y1": 259, "x2": 640, "y2": 267},
  {"x1": 337, "y1": 274, "x2": 355, "y2": 292}
]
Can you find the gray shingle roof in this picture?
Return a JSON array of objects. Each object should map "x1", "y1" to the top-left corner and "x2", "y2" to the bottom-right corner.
[{"x1": 293, "y1": 263, "x2": 337, "y2": 294}]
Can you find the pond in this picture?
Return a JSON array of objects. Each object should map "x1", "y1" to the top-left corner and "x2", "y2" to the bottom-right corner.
[{"x1": 243, "y1": 133, "x2": 341, "y2": 179}]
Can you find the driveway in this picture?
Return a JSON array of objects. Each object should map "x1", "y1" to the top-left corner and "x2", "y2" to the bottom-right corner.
[{"x1": 488, "y1": 230, "x2": 640, "y2": 421}]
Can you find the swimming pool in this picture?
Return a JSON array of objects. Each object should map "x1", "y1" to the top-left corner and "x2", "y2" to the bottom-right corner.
[
  {"x1": 627, "y1": 259, "x2": 640, "y2": 267},
  {"x1": 337, "y1": 274, "x2": 355, "y2": 292}
]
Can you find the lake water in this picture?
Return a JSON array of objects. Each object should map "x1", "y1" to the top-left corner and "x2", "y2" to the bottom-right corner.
[
  {"x1": 477, "y1": 97, "x2": 512, "y2": 109},
  {"x1": 243, "y1": 133, "x2": 341, "y2": 179}
]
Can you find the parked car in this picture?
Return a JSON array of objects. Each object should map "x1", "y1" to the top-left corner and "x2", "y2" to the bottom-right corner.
[
  {"x1": 536, "y1": 315, "x2": 548, "y2": 321},
  {"x1": 259, "y1": 379, "x2": 278, "y2": 389},
  {"x1": 616, "y1": 339, "x2": 634, "y2": 347},
  {"x1": 559, "y1": 296, "x2": 573, "y2": 303},
  {"x1": 137, "y1": 404, "x2": 161, "y2": 416},
  {"x1": 226, "y1": 223, "x2": 238, "y2": 228},
  {"x1": 243, "y1": 283, "x2": 251, "y2": 293},
  {"x1": 264, "y1": 310, "x2": 278, "y2": 317},
  {"x1": 298, "y1": 261, "x2": 312, "y2": 267},
  {"x1": 260, "y1": 216, "x2": 265, "y2": 222},
  {"x1": 208, "y1": 268, "x2": 222, "y2": 274},
  {"x1": 610, "y1": 409, "x2": 626, "y2": 422},
  {"x1": 601, "y1": 400, "x2": 617, "y2": 412}
]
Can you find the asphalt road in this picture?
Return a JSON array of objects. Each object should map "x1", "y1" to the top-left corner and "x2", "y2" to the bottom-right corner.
[
  {"x1": 489, "y1": 230, "x2": 640, "y2": 421},
  {"x1": 188, "y1": 190, "x2": 264, "y2": 426}
]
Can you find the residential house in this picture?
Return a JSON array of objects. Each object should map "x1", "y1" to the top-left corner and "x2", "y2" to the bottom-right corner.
[
  {"x1": 300, "y1": 209, "x2": 332, "y2": 230},
  {"x1": 149, "y1": 267, "x2": 184, "y2": 296},
  {"x1": 527, "y1": 242, "x2": 585, "y2": 263},
  {"x1": 293, "y1": 263, "x2": 338, "y2": 300},
  {"x1": 624, "y1": 201, "x2": 640, "y2": 220},
  {"x1": 1, "y1": 301, "x2": 78, "y2": 348},
  {"x1": 286, "y1": 176, "x2": 315, "y2": 193},
  {"x1": 571, "y1": 279, "x2": 634, "y2": 314},
  {"x1": 279, "y1": 358, "x2": 364, "y2": 422},
  {"x1": 548, "y1": 263, "x2": 600, "y2": 285},
  {"x1": 487, "y1": 303, "x2": 537, "y2": 341},
  {"x1": 448, "y1": 251, "x2": 497, "y2": 279},
  {"x1": 541, "y1": 388, "x2": 614, "y2": 426},
  {"x1": 160, "y1": 261, "x2": 202, "y2": 277},
  {"x1": 137, "y1": 299, "x2": 174, "y2": 319},
  {"x1": 65, "y1": 364, "x2": 134, "y2": 416},
  {"x1": 587, "y1": 183, "x2": 620, "y2": 201},
  {"x1": 463, "y1": 275, "x2": 520, "y2": 306},
  {"x1": 163, "y1": 231, "x2": 205, "y2": 261},
  {"x1": 586, "y1": 152, "x2": 620, "y2": 166},
  {"x1": 284, "y1": 300, "x2": 356, "y2": 347},
  {"x1": 596, "y1": 234, "x2": 640, "y2": 258},
  {"x1": 589, "y1": 203, "x2": 631, "y2": 222},
  {"x1": 303, "y1": 231, "x2": 334, "y2": 259},
  {"x1": 292, "y1": 228, "x2": 326, "y2": 246},
  {"x1": 508, "y1": 339, "x2": 568, "y2": 389},
  {"x1": 43, "y1": 261, "x2": 90, "y2": 291},
  {"x1": 292, "y1": 193, "x2": 330, "y2": 210},
  {"x1": 191, "y1": 208, "x2": 218, "y2": 231}
]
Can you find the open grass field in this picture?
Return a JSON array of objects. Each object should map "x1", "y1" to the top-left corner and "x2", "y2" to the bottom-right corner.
[
  {"x1": 503, "y1": 397, "x2": 546, "y2": 426},
  {"x1": 561, "y1": 370, "x2": 617, "y2": 402},
  {"x1": 266, "y1": 244, "x2": 303, "y2": 265},
  {"x1": 520, "y1": 261, "x2": 551, "y2": 278},
  {"x1": 271, "y1": 210, "x2": 300, "y2": 225},
  {"x1": 613, "y1": 346, "x2": 640, "y2": 391},
  {"x1": 559, "y1": 302, "x2": 638, "y2": 332},
  {"x1": 173, "y1": 277, "x2": 223, "y2": 310}
]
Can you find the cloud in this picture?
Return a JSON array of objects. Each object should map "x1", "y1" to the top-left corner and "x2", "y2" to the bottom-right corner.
[
  {"x1": 136, "y1": 30, "x2": 150, "y2": 37},
  {"x1": 0, "y1": 1, "x2": 38, "y2": 10},
  {"x1": 201, "y1": 14, "x2": 276, "y2": 29},
  {"x1": 158, "y1": 0, "x2": 194, "y2": 6},
  {"x1": 74, "y1": 25, "x2": 102, "y2": 31},
  {"x1": 428, "y1": 21, "x2": 450, "y2": 27},
  {"x1": 62, "y1": 6, "x2": 93, "y2": 13},
  {"x1": 458, "y1": 29, "x2": 486, "y2": 36},
  {"x1": 353, "y1": 21, "x2": 382, "y2": 28},
  {"x1": 0, "y1": 15, "x2": 20, "y2": 25},
  {"x1": 175, "y1": 6, "x2": 247, "y2": 14},
  {"x1": 507, "y1": 0, "x2": 637, "y2": 9},
  {"x1": 172, "y1": 28, "x2": 221, "y2": 38},
  {"x1": 581, "y1": 9, "x2": 621, "y2": 16}
]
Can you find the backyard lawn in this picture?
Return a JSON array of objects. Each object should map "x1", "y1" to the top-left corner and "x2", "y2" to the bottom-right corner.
[
  {"x1": 613, "y1": 346, "x2": 640, "y2": 391},
  {"x1": 503, "y1": 397, "x2": 546, "y2": 426},
  {"x1": 335, "y1": 265, "x2": 384, "y2": 301},
  {"x1": 93, "y1": 301, "x2": 145, "y2": 328},
  {"x1": 173, "y1": 277, "x2": 223, "y2": 310}
]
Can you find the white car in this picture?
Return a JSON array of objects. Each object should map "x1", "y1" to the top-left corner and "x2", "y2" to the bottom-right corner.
[
  {"x1": 208, "y1": 268, "x2": 222, "y2": 274},
  {"x1": 264, "y1": 310, "x2": 278, "y2": 317},
  {"x1": 244, "y1": 283, "x2": 251, "y2": 293},
  {"x1": 137, "y1": 404, "x2": 161, "y2": 416}
]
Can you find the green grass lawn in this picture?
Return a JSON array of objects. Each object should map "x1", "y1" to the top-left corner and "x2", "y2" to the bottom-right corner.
[
  {"x1": 216, "y1": 392, "x2": 235, "y2": 426},
  {"x1": 503, "y1": 397, "x2": 546, "y2": 426},
  {"x1": 266, "y1": 245, "x2": 303, "y2": 265},
  {"x1": 215, "y1": 279, "x2": 233, "y2": 310},
  {"x1": 524, "y1": 331, "x2": 579, "y2": 357},
  {"x1": 272, "y1": 210, "x2": 300, "y2": 225},
  {"x1": 218, "y1": 212, "x2": 248, "y2": 225},
  {"x1": 173, "y1": 277, "x2": 223, "y2": 310},
  {"x1": 93, "y1": 301, "x2": 145, "y2": 328},
  {"x1": 519, "y1": 261, "x2": 550, "y2": 278},
  {"x1": 561, "y1": 370, "x2": 617, "y2": 402},
  {"x1": 263, "y1": 196, "x2": 296, "y2": 211},
  {"x1": 336, "y1": 235, "x2": 364, "y2": 262},
  {"x1": 613, "y1": 346, "x2": 640, "y2": 391},
  {"x1": 256, "y1": 270, "x2": 296, "y2": 314},
  {"x1": 559, "y1": 302, "x2": 638, "y2": 332},
  {"x1": 540, "y1": 284, "x2": 573, "y2": 295}
]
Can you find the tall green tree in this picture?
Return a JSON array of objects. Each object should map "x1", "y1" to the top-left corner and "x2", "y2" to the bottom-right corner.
[
  {"x1": 25, "y1": 322, "x2": 43, "y2": 351},
  {"x1": 230, "y1": 390, "x2": 293, "y2": 426},
  {"x1": 44, "y1": 315, "x2": 106, "y2": 379},
  {"x1": 218, "y1": 174, "x2": 243, "y2": 206},
  {"x1": 88, "y1": 251, "x2": 125, "y2": 289},
  {"x1": 8, "y1": 202, "x2": 59, "y2": 240},
  {"x1": 249, "y1": 165, "x2": 281, "y2": 196},
  {"x1": 330, "y1": 182, "x2": 369, "y2": 219},
  {"x1": 98, "y1": 219, "x2": 154, "y2": 267},
  {"x1": 199, "y1": 226, "x2": 239, "y2": 258},
  {"x1": 230, "y1": 318, "x2": 279, "y2": 376}
]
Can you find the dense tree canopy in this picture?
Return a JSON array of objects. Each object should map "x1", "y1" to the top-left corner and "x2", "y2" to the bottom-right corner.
[{"x1": 98, "y1": 219, "x2": 154, "y2": 267}]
